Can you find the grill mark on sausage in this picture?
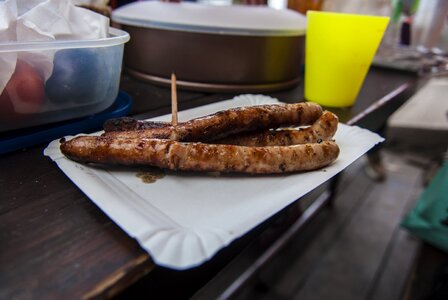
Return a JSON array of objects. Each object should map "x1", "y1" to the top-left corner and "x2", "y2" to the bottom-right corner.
[
  {"x1": 103, "y1": 117, "x2": 171, "y2": 132},
  {"x1": 60, "y1": 104, "x2": 341, "y2": 175},
  {"x1": 102, "y1": 103, "x2": 323, "y2": 142},
  {"x1": 215, "y1": 111, "x2": 338, "y2": 147},
  {"x1": 60, "y1": 137, "x2": 339, "y2": 174}
]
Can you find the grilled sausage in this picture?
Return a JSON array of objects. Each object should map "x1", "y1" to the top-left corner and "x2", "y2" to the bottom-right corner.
[
  {"x1": 216, "y1": 111, "x2": 338, "y2": 146},
  {"x1": 60, "y1": 136, "x2": 339, "y2": 174},
  {"x1": 103, "y1": 110, "x2": 338, "y2": 147},
  {"x1": 102, "y1": 102, "x2": 323, "y2": 141}
]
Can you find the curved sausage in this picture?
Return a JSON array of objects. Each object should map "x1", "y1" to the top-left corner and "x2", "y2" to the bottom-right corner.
[
  {"x1": 60, "y1": 137, "x2": 339, "y2": 174},
  {"x1": 102, "y1": 102, "x2": 323, "y2": 142},
  {"x1": 216, "y1": 111, "x2": 338, "y2": 146}
]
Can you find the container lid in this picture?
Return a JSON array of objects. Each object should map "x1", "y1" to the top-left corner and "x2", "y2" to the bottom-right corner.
[
  {"x1": 112, "y1": 2, "x2": 306, "y2": 36},
  {"x1": 0, "y1": 27, "x2": 129, "y2": 52}
]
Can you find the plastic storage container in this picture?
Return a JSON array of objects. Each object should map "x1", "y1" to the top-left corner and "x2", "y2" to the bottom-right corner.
[
  {"x1": 0, "y1": 28, "x2": 130, "y2": 132},
  {"x1": 112, "y1": 2, "x2": 306, "y2": 92}
]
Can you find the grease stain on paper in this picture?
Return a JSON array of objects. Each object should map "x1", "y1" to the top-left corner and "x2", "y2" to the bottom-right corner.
[{"x1": 136, "y1": 168, "x2": 165, "y2": 183}]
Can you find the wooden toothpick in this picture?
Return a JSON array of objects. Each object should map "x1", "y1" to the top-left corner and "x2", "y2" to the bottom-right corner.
[{"x1": 171, "y1": 73, "x2": 178, "y2": 127}]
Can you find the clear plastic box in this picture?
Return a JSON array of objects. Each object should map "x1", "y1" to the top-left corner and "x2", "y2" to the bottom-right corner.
[{"x1": 0, "y1": 27, "x2": 130, "y2": 132}]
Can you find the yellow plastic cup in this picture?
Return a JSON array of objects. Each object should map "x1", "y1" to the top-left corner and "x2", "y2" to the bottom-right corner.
[{"x1": 305, "y1": 11, "x2": 389, "y2": 107}]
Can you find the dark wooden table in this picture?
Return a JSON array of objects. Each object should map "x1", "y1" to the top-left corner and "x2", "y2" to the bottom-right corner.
[{"x1": 0, "y1": 67, "x2": 418, "y2": 299}]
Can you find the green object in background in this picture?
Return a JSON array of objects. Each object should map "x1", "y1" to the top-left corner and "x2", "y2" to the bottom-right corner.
[
  {"x1": 401, "y1": 162, "x2": 448, "y2": 252},
  {"x1": 391, "y1": 0, "x2": 420, "y2": 22},
  {"x1": 391, "y1": 0, "x2": 403, "y2": 23}
]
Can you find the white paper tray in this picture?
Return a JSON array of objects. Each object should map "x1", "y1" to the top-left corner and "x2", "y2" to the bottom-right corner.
[{"x1": 44, "y1": 94, "x2": 384, "y2": 269}]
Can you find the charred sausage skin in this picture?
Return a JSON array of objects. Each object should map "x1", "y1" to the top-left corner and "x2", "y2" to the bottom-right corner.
[
  {"x1": 102, "y1": 102, "x2": 323, "y2": 142},
  {"x1": 61, "y1": 137, "x2": 339, "y2": 174},
  {"x1": 216, "y1": 111, "x2": 338, "y2": 146}
]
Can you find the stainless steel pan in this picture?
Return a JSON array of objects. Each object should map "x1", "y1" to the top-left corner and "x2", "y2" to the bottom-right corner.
[{"x1": 113, "y1": 2, "x2": 306, "y2": 92}]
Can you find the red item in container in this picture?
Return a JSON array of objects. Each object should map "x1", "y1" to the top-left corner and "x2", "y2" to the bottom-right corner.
[{"x1": 0, "y1": 60, "x2": 45, "y2": 120}]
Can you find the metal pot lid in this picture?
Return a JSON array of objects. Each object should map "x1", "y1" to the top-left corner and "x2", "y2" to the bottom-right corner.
[{"x1": 112, "y1": 2, "x2": 306, "y2": 36}]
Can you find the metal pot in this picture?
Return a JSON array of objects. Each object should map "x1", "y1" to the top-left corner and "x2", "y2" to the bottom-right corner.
[{"x1": 112, "y1": 2, "x2": 307, "y2": 92}]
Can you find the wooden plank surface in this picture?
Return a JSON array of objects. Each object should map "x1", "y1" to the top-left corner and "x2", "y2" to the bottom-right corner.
[
  {"x1": 232, "y1": 151, "x2": 424, "y2": 300},
  {"x1": 0, "y1": 146, "x2": 154, "y2": 299},
  {"x1": 292, "y1": 152, "x2": 423, "y2": 300}
]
